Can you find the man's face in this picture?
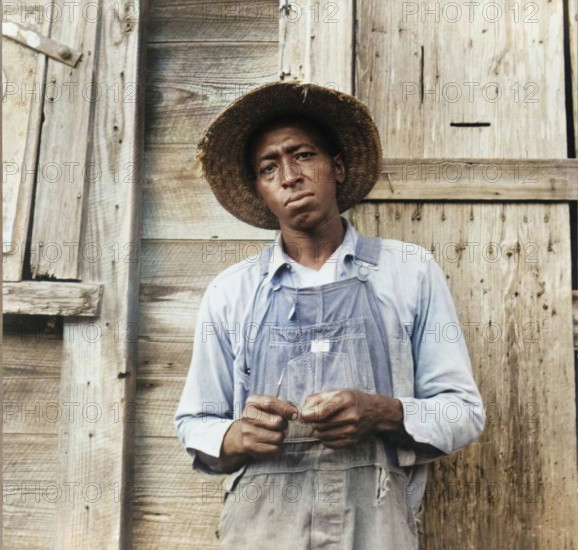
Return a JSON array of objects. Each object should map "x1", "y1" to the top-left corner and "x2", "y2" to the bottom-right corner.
[{"x1": 250, "y1": 123, "x2": 346, "y2": 231}]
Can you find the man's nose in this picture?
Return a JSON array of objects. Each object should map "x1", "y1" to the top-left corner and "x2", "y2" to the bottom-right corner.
[{"x1": 281, "y1": 160, "x2": 302, "y2": 187}]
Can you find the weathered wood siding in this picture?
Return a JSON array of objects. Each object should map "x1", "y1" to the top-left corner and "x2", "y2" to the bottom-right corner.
[
  {"x1": 353, "y1": 202, "x2": 576, "y2": 548},
  {"x1": 3, "y1": 316, "x2": 62, "y2": 548},
  {"x1": 5, "y1": 0, "x2": 575, "y2": 548},
  {"x1": 134, "y1": 1, "x2": 279, "y2": 547},
  {"x1": 356, "y1": 1, "x2": 578, "y2": 547},
  {"x1": 135, "y1": 0, "x2": 578, "y2": 549},
  {"x1": 3, "y1": 0, "x2": 149, "y2": 548},
  {"x1": 2, "y1": 0, "x2": 51, "y2": 281}
]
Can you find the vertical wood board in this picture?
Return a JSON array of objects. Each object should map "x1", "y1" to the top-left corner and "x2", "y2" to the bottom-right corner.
[{"x1": 54, "y1": 0, "x2": 149, "y2": 548}]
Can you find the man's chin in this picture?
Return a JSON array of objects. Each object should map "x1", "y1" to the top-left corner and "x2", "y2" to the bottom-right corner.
[
  {"x1": 279, "y1": 212, "x2": 320, "y2": 231},
  {"x1": 274, "y1": 204, "x2": 340, "y2": 232}
]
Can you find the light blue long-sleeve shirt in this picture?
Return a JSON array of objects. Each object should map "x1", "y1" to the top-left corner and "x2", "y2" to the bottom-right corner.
[{"x1": 174, "y1": 217, "x2": 485, "y2": 495}]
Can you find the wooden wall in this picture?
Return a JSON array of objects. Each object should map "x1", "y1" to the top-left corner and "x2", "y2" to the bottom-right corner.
[
  {"x1": 135, "y1": 0, "x2": 578, "y2": 548},
  {"x1": 353, "y1": 202, "x2": 576, "y2": 548},
  {"x1": 134, "y1": 1, "x2": 279, "y2": 547},
  {"x1": 4, "y1": 0, "x2": 147, "y2": 546},
  {"x1": 3, "y1": 1, "x2": 577, "y2": 548},
  {"x1": 354, "y1": 1, "x2": 578, "y2": 547}
]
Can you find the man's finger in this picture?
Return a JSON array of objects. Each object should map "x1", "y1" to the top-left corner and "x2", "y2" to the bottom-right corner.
[
  {"x1": 303, "y1": 390, "x2": 339, "y2": 409},
  {"x1": 243, "y1": 426, "x2": 287, "y2": 457},
  {"x1": 301, "y1": 391, "x2": 345, "y2": 422},
  {"x1": 308, "y1": 418, "x2": 348, "y2": 431},
  {"x1": 245, "y1": 395, "x2": 300, "y2": 421},
  {"x1": 249, "y1": 424, "x2": 287, "y2": 444},
  {"x1": 245, "y1": 411, "x2": 289, "y2": 431}
]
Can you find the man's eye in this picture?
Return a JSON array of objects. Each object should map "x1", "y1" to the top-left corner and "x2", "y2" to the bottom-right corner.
[
  {"x1": 260, "y1": 164, "x2": 276, "y2": 174},
  {"x1": 297, "y1": 152, "x2": 314, "y2": 160}
]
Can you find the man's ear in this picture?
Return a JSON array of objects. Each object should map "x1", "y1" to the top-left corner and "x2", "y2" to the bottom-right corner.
[{"x1": 333, "y1": 153, "x2": 346, "y2": 184}]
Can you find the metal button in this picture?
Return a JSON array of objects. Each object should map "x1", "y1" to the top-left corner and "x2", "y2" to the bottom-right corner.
[{"x1": 357, "y1": 264, "x2": 370, "y2": 281}]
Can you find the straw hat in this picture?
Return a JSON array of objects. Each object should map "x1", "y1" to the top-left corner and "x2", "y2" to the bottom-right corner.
[{"x1": 196, "y1": 81, "x2": 382, "y2": 230}]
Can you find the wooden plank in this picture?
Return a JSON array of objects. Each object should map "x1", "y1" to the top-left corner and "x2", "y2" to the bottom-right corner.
[
  {"x1": 3, "y1": 20, "x2": 82, "y2": 66},
  {"x1": 143, "y1": 40, "x2": 280, "y2": 239},
  {"x1": 279, "y1": 0, "x2": 307, "y2": 82},
  {"x1": 133, "y1": 436, "x2": 222, "y2": 549},
  {"x1": 368, "y1": 159, "x2": 578, "y2": 201},
  {"x1": 145, "y1": 42, "x2": 279, "y2": 145},
  {"x1": 29, "y1": 0, "x2": 101, "y2": 279},
  {"x1": 149, "y1": 0, "x2": 279, "y2": 43},
  {"x1": 572, "y1": 290, "x2": 578, "y2": 350},
  {"x1": 3, "y1": 321, "x2": 62, "y2": 378},
  {"x1": 139, "y1": 239, "x2": 271, "y2": 340},
  {"x1": 308, "y1": 0, "x2": 353, "y2": 91},
  {"x1": 354, "y1": 201, "x2": 578, "y2": 548},
  {"x1": 279, "y1": 0, "x2": 353, "y2": 91},
  {"x1": 138, "y1": 340, "x2": 193, "y2": 377},
  {"x1": 136, "y1": 377, "x2": 183, "y2": 437},
  {"x1": 144, "y1": 152, "x2": 577, "y2": 242},
  {"x1": 2, "y1": 0, "x2": 51, "y2": 281},
  {"x1": 357, "y1": 1, "x2": 567, "y2": 159},
  {"x1": 569, "y1": 0, "x2": 578, "y2": 151},
  {"x1": 143, "y1": 144, "x2": 276, "y2": 240},
  {"x1": 1, "y1": 18, "x2": 3, "y2": 533},
  {"x1": 569, "y1": 0, "x2": 578, "y2": 295},
  {"x1": 3, "y1": 378, "x2": 60, "y2": 435},
  {"x1": 54, "y1": 0, "x2": 149, "y2": 548},
  {"x1": 3, "y1": 281, "x2": 103, "y2": 316},
  {"x1": 3, "y1": 434, "x2": 58, "y2": 549}
]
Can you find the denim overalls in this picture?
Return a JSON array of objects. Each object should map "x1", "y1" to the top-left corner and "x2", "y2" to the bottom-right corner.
[{"x1": 217, "y1": 233, "x2": 419, "y2": 549}]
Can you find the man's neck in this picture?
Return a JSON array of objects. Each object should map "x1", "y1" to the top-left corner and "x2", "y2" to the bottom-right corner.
[{"x1": 280, "y1": 215, "x2": 346, "y2": 271}]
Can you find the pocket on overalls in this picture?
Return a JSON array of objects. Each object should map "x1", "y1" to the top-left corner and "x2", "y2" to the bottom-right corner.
[
  {"x1": 286, "y1": 350, "x2": 357, "y2": 404},
  {"x1": 223, "y1": 463, "x2": 248, "y2": 498},
  {"x1": 270, "y1": 317, "x2": 376, "y2": 405},
  {"x1": 373, "y1": 463, "x2": 418, "y2": 536},
  {"x1": 216, "y1": 464, "x2": 248, "y2": 541}
]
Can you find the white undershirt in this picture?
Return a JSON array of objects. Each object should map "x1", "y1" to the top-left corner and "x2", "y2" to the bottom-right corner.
[{"x1": 285, "y1": 245, "x2": 341, "y2": 288}]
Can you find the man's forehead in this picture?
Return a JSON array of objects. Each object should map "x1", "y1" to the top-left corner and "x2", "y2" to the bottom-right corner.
[
  {"x1": 254, "y1": 123, "x2": 322, "y2": 155},
  {"x1": 256, "y1": 139, "x2": 318, "y2": 162}
]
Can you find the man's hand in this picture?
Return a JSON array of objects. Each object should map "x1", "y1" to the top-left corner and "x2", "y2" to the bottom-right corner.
[
  {"x1": 218, "y1": 394, "x2": 299, "y2": 473},
  {"x1": 299, "y1": 389, "x2": 404, "y2": 449}
]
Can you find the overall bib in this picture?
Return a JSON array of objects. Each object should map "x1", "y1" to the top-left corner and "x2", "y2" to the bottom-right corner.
[{"x1": 217, "y1": 234, "x2": 419, "y2": 549}]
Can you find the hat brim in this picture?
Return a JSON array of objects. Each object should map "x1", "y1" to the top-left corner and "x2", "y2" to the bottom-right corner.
[{"x1": 196, "y1": 81, "x2": 382, "y2": 230}]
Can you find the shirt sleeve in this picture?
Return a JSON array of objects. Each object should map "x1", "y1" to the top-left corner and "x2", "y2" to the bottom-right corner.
[
  {"x1": 174, "y1": 282, "x2": 236, "y2": 475},
  {"x1": 396, "y1": 253, "x2": 486, "y2": 467}
]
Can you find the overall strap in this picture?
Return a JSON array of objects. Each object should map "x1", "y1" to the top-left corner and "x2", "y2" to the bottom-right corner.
[{"x1": 245, "y1": 244, "x2": 277, "y2": 376}]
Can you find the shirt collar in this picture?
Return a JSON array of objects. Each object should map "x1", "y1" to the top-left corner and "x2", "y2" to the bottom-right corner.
[{"x1": 264, "y1": 216, "x2": 358, "y2": 285}]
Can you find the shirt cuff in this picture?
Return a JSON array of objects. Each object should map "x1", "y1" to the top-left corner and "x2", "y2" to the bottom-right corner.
[
  {"x1": 396, "y1": 397, "x2": 451, "y2": 466},
  {"x1": 189, "y1": 449, "x2": 224, "y2": 475},
  {"x1": 184, "y1": 419, "x2": 236, "y2": 474}
]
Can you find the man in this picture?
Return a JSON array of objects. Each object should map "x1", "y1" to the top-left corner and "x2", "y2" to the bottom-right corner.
[{"x1": 175, "y1": 82, "x2": 485, "y2": 549}]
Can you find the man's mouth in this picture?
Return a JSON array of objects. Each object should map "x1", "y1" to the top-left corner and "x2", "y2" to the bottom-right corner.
[{"x1": 285, "y1": 191, "x2": 315, "y2": 207}]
